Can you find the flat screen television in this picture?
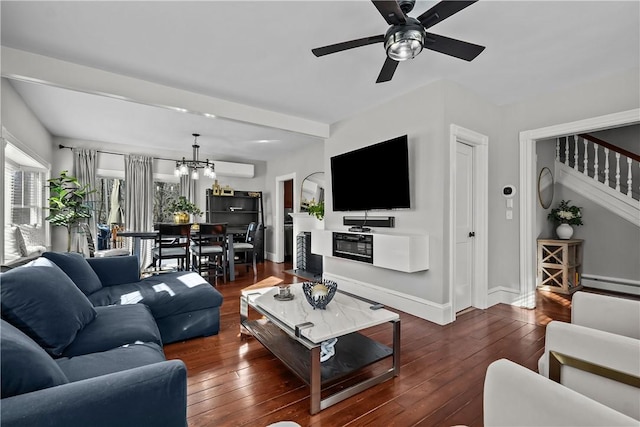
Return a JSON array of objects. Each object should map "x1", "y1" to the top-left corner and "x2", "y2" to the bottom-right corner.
[{"x1": 331, "y1": 135, "x2": 410, "y2": 211}]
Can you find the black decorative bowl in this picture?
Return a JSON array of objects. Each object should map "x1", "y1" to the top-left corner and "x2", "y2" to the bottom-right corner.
[{"x1": 302, "y1": 280, "x2": 338, "y2": 310}]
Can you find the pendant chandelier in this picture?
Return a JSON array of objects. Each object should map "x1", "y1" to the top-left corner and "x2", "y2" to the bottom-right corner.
[{"x1": 174, "y1": 133, "x2": 216, "y2": 180}]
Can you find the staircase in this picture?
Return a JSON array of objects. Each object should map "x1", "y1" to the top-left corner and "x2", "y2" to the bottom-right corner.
[{"x1": 555, "y1": 134, "x2": 639, "y2": 226}]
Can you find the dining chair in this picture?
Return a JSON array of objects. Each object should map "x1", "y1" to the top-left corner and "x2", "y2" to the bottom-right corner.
[
  {"x1": 80, "y1": 223, "x2": 129, "y2": 258},
  {"x1": 232, "y1": 222, "x2": 261, "y2": 277},
  {"x1": 152, "y1": 223, "x2": 191, "y2": 271},
  {"x1": 190, "y1": 223, "x2": 228, "y2": 285}
]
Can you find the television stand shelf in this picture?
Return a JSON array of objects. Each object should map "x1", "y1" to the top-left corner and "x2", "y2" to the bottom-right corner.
[{"x1": 311, "y1": 230, "x2": 429, "y2": 273}]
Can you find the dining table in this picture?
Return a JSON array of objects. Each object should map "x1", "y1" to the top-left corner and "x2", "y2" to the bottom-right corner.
[{"x1": 118, "y1": 227, "x2": 237, "y2": 281}]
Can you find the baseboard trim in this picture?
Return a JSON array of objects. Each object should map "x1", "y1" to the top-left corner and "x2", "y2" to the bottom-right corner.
[
  {"x1": 323, "y1": 272, "x2": 451, "y2": 325},
  {"x1": 487, "y1": 286, "x2": 522, "y2": 307}
]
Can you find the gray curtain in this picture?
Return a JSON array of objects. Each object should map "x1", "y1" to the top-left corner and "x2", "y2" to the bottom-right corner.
[
  {"x1": 180, "y1": 174, "x2": 196, "y2": 203},
  {"x1": 125, "y1": 154, "x2": 154, "y2": 269},
  {"x1": 73, "y1": 148, "x2": 97, "y2": 245},
  {"x1": 179, "y1": 174, "x2": 198, "y2": 221}
]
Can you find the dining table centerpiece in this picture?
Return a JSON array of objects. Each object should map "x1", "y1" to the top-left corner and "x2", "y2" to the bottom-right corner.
[{"x1": 167, "y1": 196, "x2": 202, "y2": 224}]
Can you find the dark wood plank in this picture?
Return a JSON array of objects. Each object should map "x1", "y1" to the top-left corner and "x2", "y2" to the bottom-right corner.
[{"x1": 162, "y1": 260, "x2": 636, "y2": 427}]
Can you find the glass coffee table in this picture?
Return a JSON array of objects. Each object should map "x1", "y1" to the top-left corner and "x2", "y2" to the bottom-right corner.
[{"x1": 240, "y1": 283, "x2": 400, "y2": 414}]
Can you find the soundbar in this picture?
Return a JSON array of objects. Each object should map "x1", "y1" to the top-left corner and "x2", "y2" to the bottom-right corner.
[{"x1": 343, "y1": 216, "x2": 395, "y2": 228}]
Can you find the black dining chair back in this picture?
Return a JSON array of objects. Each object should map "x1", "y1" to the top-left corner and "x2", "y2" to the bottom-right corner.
[
  {"x1": 190, "y1": 223, "x2": 228, "y2": 285},
  {"x1": 152, "y1": 223, "x2": 191, "y2": 271},
  {"x1": 232, "y1": 222, "x2": 261, "y2": 277}
]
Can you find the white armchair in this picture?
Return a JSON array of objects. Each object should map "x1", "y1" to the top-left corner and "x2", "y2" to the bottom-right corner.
[
  {"x1": 537, "y1": 291, "x2": 640, "y2": 420},
  {"x1": 484, "y1": 359, "x2": 638, "y2": 426}
]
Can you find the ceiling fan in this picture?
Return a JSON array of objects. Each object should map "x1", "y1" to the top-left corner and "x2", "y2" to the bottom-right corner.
[{"x1": 311, "y1": 0, "x2": 485, "y2": 83}]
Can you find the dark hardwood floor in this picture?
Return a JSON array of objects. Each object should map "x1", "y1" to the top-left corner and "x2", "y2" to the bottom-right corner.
[{"x1": 163, "y1": 261, "x2": 627, "y2": 427}]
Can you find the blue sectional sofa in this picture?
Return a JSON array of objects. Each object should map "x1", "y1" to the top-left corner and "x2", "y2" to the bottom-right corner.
[
  {"x1": 0, "y1": 252, "x2": 224, "y2": 427},
  {"x1": 41, "y1": 252, "x2": 224, "y2": 343}
]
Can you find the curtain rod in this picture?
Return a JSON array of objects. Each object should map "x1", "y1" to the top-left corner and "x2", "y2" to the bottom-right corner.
[{"x1": 58, "y1": 144, "x2": 176, "y2": 163}]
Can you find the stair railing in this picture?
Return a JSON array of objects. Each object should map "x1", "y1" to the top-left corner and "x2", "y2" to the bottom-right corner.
[{"x1": 556, "y1": 133, "x2": 639, "y2": 200}]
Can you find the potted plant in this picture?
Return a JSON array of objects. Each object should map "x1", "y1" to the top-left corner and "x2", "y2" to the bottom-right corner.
[
  {"x1": 547, "y1": 199, "x2": 583, "y2": 239},
  {"x1": 306, "y1": 199, "x2": 324, "y2": 221},
  {"x1": 46, "y1": 170, "x2": 96, "y2": 252},
  {"x1": 167, "y1": 196, "x2": 202, "y2": 223}
]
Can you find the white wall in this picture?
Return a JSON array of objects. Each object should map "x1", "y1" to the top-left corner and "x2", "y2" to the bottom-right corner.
[
  {"x1": 323, "y1": 80, "x2": 448, "y2": 306},
  {"x1": 1, "y1": 79, "x2": 53, "y2": 163},
  {"x1": 263, "y1": 141, "x2": 325, "y2": 257},
  {"x1": 319, "y1": 68, "x2": 639, "y2": 322},
  {"x1": 495, "y1": 67, "x2": 639, "y2": 297}
]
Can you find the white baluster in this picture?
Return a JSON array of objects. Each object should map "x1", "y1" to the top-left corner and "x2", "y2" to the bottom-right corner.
[
  {"x1": 583, "y1": 138, "x2": 589, "y2": 175},
  {"x1": 573, "y1": 135, "x2": 580, "y2": 170},
  {"x1": 627, "y1": 158, "x2": 633, "y2": 197},
  {"x1": 615, "y1": 152, "x2": 621, "y2": 192},
  {"x1": 593, "y1": 144, "x2": 599, "y2": 182},
  {"x1": 604, "y1": 148, "x2": 610, "y2": 186},
  {"x1": 564, "y1": 137, "x2": 569, "y2": 166},
  {"x1": 556, "y1": 138, "x2": 560, "y2": 162}
]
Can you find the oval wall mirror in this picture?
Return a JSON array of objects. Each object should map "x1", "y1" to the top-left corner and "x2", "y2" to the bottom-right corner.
[
  {"x1": 300, "y1": 172, "x2": 325, "y2": 211},
  {"x1": 537, "y1": 167, "x2": 554, "y2": 209}
]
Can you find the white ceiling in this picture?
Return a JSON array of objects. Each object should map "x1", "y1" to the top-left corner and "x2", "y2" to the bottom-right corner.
[{"x1": 1, "y1": 1, "x2": 639, "y2": 162}]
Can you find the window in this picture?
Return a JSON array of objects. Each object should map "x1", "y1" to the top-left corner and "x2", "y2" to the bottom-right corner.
[
  {"x1": 154, "y1": 181, "x2": 180, "y2": 223},
  {"x1": 6, "y1": 164, "x2": 43, "y2": 225},
  {"x1": 3, "y1": 141, "x2": 48, "y2": 263},
  {"x1": 95, "y1": 177, "x2": 180, "y2": 225}
]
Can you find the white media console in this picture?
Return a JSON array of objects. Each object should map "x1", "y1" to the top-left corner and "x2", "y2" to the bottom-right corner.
[{"x1": 311, "y1": 229, "x2": 429, "y2": 273}]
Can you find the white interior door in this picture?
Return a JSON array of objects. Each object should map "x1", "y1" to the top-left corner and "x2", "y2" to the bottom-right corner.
[{"x1": 455, "y1": 142, "x2": 474, "y2": 312}]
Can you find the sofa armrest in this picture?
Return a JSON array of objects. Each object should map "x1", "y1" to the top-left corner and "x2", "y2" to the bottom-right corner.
[
  {"x1": 87, "y1": 255, "x2": 140, "y2": 286},
  {"x1": 572, "y1": 291, "x2": 640, "y2": 339},
  {"x1": 1, "y1": 360, "x2": 187, "y2": 427},
  {"x1": 539, "y1": 321, "x2": 640, "y2": 420},
  {"x1": 485, "y1": 359, "x2": 637, "y2": 426}
]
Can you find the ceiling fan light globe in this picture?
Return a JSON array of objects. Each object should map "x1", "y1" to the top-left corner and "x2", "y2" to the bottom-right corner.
[
  {"x1": 385, "y1": 28, "x2": 424, "y2": 61},
  {"x1": 179, "y1": 163, "x2": 189, "y2": 175},
  {"x1": 191, "y1": 169, "x2": 199, "y2": 180}
]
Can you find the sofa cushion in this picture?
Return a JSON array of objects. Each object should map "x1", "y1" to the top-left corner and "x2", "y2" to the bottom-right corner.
[
  {"x1": 86, "y1": 255, "x2": 140, "y2": 287},
  {"x1": 88, "y1": 271, "x2": 224, "y2": 319},
  {"x1": 42, "y1": 251, "x2": 103, "y2": 295},
  {"x1": 56, "y1": 342, "x2": 166, "y2": 382},
  {"x1": 0, "y1": 262, "x2": 97, "y2": 356},
  {"x1": 1, "y1": 319, "x2": 69, "y2": 398},
  {"x1": 62, "y1": 304, "x2": 162, "y2": 357}
]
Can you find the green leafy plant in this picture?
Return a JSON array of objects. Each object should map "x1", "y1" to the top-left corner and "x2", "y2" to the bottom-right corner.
[
  {"x1": 46, "y1": 170, "x2": 96, "y2": 251},
  {"x1": 547, "y1": 199, "x2": 583, "y2": 226},
  {"x1": 306, "y1": 199, "x2": 324, "y2": 220},
  {"x1": 167, "y1": 196, "x2": 203, "y2": 216}
]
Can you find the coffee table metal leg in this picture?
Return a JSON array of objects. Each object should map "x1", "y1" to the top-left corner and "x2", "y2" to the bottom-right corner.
[
  {"x1": 392, "y1": 319, "x2": 401, "y2": 376},
  {"x1": 310, "y1": 346, "x2": 322, "y2": 415}
]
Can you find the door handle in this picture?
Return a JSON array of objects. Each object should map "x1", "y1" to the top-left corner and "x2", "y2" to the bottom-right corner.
[{"x1": 468, "y1": 232, "x2": 475, "y2": 237}]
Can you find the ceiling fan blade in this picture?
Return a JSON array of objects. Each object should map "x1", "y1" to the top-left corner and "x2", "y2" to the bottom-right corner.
[
  {"x1": 376, "y1": 57, "x2": 399, "y2": 83},
  {"x1": 417, "y1": 0, "x2": 478, "y2": 29},
  {"x1": 371, "y1": 0, "x2": 406, "y2": 25},
  {"x1": 423, "y1": 33, "x2": 485, "y2": 61},
  {"x1": 312, "y1": 35, "x2": 385, "y2": 57}
]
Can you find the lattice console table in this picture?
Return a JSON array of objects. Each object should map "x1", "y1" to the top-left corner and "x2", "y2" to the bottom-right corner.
[{"x1": 537, "y1": 239, "x2": 583, "y2": 294}]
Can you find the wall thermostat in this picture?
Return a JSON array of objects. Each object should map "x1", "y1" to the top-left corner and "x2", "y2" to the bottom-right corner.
[{"x1": 502, "y1": 185, "x2": 516, "y2": 198}]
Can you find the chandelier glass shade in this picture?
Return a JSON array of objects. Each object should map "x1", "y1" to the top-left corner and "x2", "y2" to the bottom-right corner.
[{"x1": 174, "y1": 133, "x2": 216, "y2": 180}]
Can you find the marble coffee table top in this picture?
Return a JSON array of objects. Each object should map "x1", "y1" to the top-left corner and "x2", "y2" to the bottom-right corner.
[{"x1": 251, "y1": 283, "x2": 399, "y2": 344}]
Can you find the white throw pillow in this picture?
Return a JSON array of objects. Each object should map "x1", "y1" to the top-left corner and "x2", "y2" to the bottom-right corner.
[
  {"x1": 4, "y1": 225, "x2": 22, "y2": 261},
  {"x1": 16, "y1": 224, "x2": 45, "y2": 256}
]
